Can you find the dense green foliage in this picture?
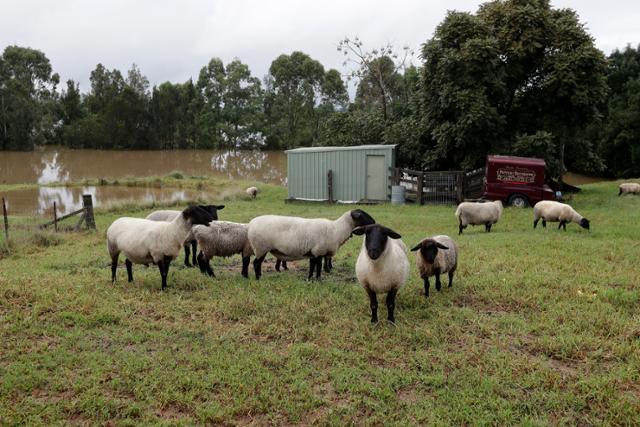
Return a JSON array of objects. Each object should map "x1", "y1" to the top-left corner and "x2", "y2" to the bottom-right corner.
[
  {"x1": 1, "y1": 0, "x2": 640, "y2": 177},
  {"x1": 1, "y1": 177, "x2": 639, "y2": 424}
]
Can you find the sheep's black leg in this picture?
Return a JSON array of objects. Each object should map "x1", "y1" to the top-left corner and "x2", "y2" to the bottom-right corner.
[
  {"x1": 618, "y1": 189, "x2": 622, "y2": 196},
  {"x1": 275, "y1": 259, "x2": 282, "y2": 272},
  {"x1": 158, "y1": 256, "x2": 172, "y2": 290},
  {"x1": 282, "y1": 260, "x2": 288, "y2": 270},
  {"x1": 111, "y1": 254, "x2": 119, "y2": 283},
  {"x1": 485, "y1": 223, "x2": 492, "y2": 232},
  {"x1": 253, "y1": 255, "x2": 266, "y2": 280},
  {"x1": 423, "y1": 277, "x2": 430, "y2": 298},
  {"x1": 435, "y1": 273, "x2": 442, "y2": 292},
  {"x1": 542, "y1": 219, "x2": 546, "y2": 228},
  {"x1": 315, "y1": 256, "x2": 322, "y2": 279},
  {"x1": 563, "y1": 221, "x2": 567, "y2": 231},
  {"x1": 458, "y1": 221, "x2": 464, "y2": 235},
  {"x1": 558, "y1": 221, "x2": 563, "y2": 230},
  {"x1": 386, "y1": 288, "x2": 398, "y2": 323},
  {"x1": 448, "y1": 269, "x2": 455, "y2": 288},
  {"x1": 308, "y1": 258, "x2": 316, "y2": 280},
  {"x1": 184, "y1": 244, "x2": 191, "y2": 267},
  {"x1": 203, "y1": 257, "x2": 215, "y2": 277},
  {"x1": 191, "y1": 241, "x2": 197, "y2": 266},
  {"x1": 366, "y1": 288, "x2": 378, "y2": 323},
  {"x1": 534, "y1": 218, "x2": 539, "y2": 228},
  {"x1": 241, "y1": 256, "x2": 250, "y2": 278},
  {"x1": 323, "y1": 256, "x2": 332, "y2": 273},
  {"x1": 125, "y1": 259, "x2": 133, "y2": 282},
  {"x1": 197, "y1": 251, "x2": 207, "y2": 274}
]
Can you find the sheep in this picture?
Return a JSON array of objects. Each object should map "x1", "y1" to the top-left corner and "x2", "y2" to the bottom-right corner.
[
  {"x1": 248, "y1": 209, "x2": 375, "y2": 280},
  {"x1": 455, "y1": 200, "x2": 503, "y2": 234},
  {"x1": 107, "y1": 206, "x2": 214, "y2": 290},
  {"x1": 618, "y1": 182, "x2": 640, "y2": 196},
  {"x1": 246, "y1": 186, "x2": 258, "y2": 199},
  {"x1": 146, "y1": 205, "x2": 224, "y2": 267},
  {"x1": 410, "y1": 235, "x2": 458, "y2": 298},
  {"x1": 192, "y1": 221, "x2": 253, "y2": 278},
  {"x1": 353, "y1": 225, "x2": 409, "y2": 323},
  {"x1": 533, "y1": 200, "x2": 590, "y2": 231}
]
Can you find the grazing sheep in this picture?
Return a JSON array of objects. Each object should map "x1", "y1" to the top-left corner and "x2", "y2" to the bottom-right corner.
[
  {"x1": 107, "y1": 206, "x2": 214, "y2": 290},
  {"x1": 192, "y1": 221, "x2": 253, "y2": 278},
  {"x1": 353, "y1": 225, "x2": 409, "y2": 323},
  {"x1": 618, "y1": 182, "x2": 640, "y2": 196},
  {"x1": 455, "y1": 200, "x2": 503, "y2": 234},
  {"x1": 248, "y1": 209, "x2": 375, "y2": 280},
  {"x1": 146, "y1": 205, "x2": 224, "y2": 267},
  {"x1": 410, "y1": 235, "x2": 458, "y2": 298},
  {"x1": 246, "y1": 186, "x2": 258, "y2": 199},
  {"x1": 533, "y1": 200, "x2": 590, "y2": 231}
]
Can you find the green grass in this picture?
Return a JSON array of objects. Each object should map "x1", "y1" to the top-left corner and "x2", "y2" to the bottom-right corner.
[{"x1": 1, "y1": 179, "x2": 639, "y2": 425}]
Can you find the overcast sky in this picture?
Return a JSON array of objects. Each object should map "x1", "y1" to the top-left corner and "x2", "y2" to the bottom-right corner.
[{"x1": 1, "y1": 0, "x2": 639, "y2": 92}]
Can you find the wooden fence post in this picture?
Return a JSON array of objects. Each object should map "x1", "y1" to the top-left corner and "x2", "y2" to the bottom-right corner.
[
  {"x1": 2, "y1": 197, "x2": 8, "y2": 240},
  {"x1": 82, "y1": 194, "x2": 96, "y2": 229},
  {"x1": 417, "y1": 172, "x2": 424, "y2": 205},
  {"x1": 327, "y1": 170, "x2": 334, "y2": 203},
  {"x1": 456, "y1": 172, "x2": 464, "y2": 203},
  {"x1": 53, "y1": 201, "x2": 58, "y2": 232}
]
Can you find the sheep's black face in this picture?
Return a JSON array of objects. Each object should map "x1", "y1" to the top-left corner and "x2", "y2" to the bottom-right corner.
[
  {"x1": 410, "y1": 239, "x2": 449, "y2": 264},
  {"x1": 199, "y1": 204, "x2": 225, "y2": 221},
  {"x1": 350, "y1": 209, "x2": 375, "y2": 228},
  {"x1": 183, "y1": 205, "x2": 215, "y2": 226},
  {"x1": 353, "y1": 224, "x2": 401, "y2": 260},
  {"x1": 580, "y1": 218, "x2": 590, "y2": 230}
]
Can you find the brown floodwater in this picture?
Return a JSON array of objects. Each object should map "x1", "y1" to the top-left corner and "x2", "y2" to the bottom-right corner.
[
  {"x1": 562, "y1": 172, "x2": 610, "y2": 186},
  {"x1": 0, "y1": 147, "x2": 287, "y2": 185},
  {"x1": 1, "y1": 186, "x2": 222, "y2": 215}
]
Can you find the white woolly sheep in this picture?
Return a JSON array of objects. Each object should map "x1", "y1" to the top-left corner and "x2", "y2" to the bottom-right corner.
[
  {"x1": 619, "y1": 182, "x2": 640, "y2": 196},
  {"x1": 248, "y1": 209, "x2": 375, "y2": 280},
  {"x1": 353, "y1": 224, "x2": 409, "y2": 323},
  {"x1": 410, "y1": 235, "x2": 458, "y2": 298},
  {"x1": 246, "y1": 186, "x2": 258, "y2": 199},
  {"x1": 192, "y1": 221, "x2": 253, "y2": 278},
  {"x1": 533, "y1": 200, "x2": 590, "y2": 231},
  {"x1": 107, "y1": 206, "x2": 214, "y2": 290},
  {"x1": 146, "y1": 205, "x2": 224, "y2": 267},
  {"x1": 455, "y1": 200, "x2": 503, "y2": 234}
]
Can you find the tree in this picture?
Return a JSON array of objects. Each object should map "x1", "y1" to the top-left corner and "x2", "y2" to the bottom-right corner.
[
  {"x1": 420, "y1": 0, "x2": 608, "y2": 177},
  {"x1": 0, "y1": 46, "x2": 58, "y2": 150}
]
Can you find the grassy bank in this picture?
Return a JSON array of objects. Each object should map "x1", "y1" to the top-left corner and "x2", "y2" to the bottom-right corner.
[{"x1": 0, "y1": 179, "x2": 639, "y2": 425}]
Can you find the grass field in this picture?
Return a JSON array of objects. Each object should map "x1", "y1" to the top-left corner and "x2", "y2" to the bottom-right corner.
[{"x1": 1, "y1": 177, "x2": 639, "y2": 426}]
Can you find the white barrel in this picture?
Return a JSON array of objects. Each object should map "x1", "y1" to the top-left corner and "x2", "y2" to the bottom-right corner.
[{"x1": 391, "y1": 185, "x2": 406, "y2": 205}]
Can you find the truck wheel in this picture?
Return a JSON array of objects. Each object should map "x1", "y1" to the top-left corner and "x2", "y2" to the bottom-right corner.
[{"x1": 508, "y1": 194, "x2": 529, "y2": 208}]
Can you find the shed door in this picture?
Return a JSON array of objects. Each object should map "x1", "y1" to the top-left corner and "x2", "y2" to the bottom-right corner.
[{"x1": 366, "y1": 155, "x2": 386, "y2": 200}]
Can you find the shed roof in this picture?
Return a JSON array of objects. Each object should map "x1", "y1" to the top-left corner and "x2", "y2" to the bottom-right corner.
[{"x1": 285, "y1": 144, "x2": 396, "y2": 154}]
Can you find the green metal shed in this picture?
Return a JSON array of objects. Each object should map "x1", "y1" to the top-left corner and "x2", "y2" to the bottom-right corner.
[{"x1": 286, "y1": 145, "x2": 396, "y2": 202}]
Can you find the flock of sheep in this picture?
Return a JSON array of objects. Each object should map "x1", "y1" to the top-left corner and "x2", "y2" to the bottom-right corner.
[{"x1": 105, "y1": 182, "x2": 637, "y2": 323}]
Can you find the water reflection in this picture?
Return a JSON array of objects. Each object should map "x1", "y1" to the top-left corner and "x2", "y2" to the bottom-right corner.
[
  {"x1": 2, "y1": 186, "x2": 217, "y2": 215},
  {"x1": 0, "y1": 147, "x2": 287, "y2": 185}
]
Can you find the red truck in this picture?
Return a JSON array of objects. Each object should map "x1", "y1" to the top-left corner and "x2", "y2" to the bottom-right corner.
[{"x1": 482, "y1": 155, "x2": 558, "y2": 207}]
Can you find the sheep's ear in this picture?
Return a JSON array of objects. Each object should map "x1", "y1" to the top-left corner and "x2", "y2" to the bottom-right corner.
[
  {"x1": 410, "y1": 243, "x2": 422, "y2": 251},
  {"x1": 385, "y1": 228, "x2": 401, "y2": 239},
  {"x1": 216, "y1": 205, "x2": 225, "y2": 210},
  {"x1": 436, "y1": 242, "x2": 449, "y2": 250},
  {"x1": 352, "y1": 226, "x2": 366, "y2": 236}
]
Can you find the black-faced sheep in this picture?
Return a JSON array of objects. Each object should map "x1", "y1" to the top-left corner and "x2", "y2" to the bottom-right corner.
[
  {"x1": 248, "y1": 209, "x2": 375, "y2": 280},
  {"x1": 107, "y1": 206, "x2": 214, "y2": 290},
  {"x1": 410, "y1": 235, "x2": 458, "y2": 298},
  {"x1": 455, "y1": 200, "x2": 503, "y2": 234},
  {"x1": 192, "y1": 221, "x2": 253, "y2": 278},
  {"x1": 533, "y1": 200, "x2": 590, "y2": 231},
  {"x1": 353, "y1": 225, "x2": 409, "y2": 323},
  {"x1": 619, "y1": 182, "x2": 640, "y2": 196},
  {"x1": 146, "y1": 205, "x2": 224, "y2": 267},
  {"x1": 246, "y1": 187, "x2": 258, "y2": 199}
]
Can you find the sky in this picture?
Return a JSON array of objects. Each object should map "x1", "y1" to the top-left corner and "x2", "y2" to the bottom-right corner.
[{"x1": 1, "y1": 0, "x2": 639, "y2": 92}]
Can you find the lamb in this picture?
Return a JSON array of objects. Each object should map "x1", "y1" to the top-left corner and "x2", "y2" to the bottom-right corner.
[
  {"x1": 192, "y1": 221, "x2": 253, "y2": 278},
  {"x1": 353, "y1": 224, "x2": 409, "y2": 323},
  {"x1": 246, "y1": 186, "x2": 258, "y2": 199},
  {"x1": 410, "y1": 235, "x2": 458, "y2": 298},
  {"x1": 248, "y1": 209, "x2": 375, "y2": 280},
  {"x1": 107, "y1": 206, "x2": 214, "y2": 290},
  {"x1": 533, "y1": 200, "x2": 590, "y2": 231},
  {"x1": 455, "y1": 200, "x2": 503, "y2": 234},
  {"x1": 618, "y1": 182, "x2": 640, "y2": 196},
  {"x1": 146, "y1": 205, "x2": 224, "y2": 267}
]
